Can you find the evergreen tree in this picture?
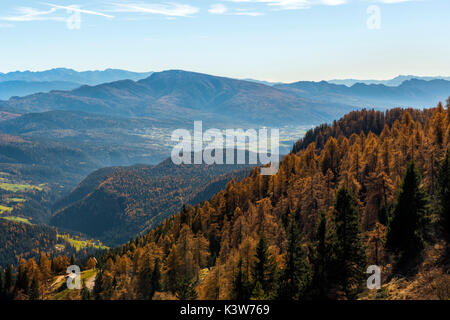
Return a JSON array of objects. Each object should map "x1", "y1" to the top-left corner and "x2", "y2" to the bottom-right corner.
[
  {"x1": 250, "y1": 281, "x2": 266, "y2": 300},
  {"x1": 93, "y1": 270, "x2": 104, "y2": 300},
  {"x1": 29, "y1": 277, "x2": 40, "y2": 300},
  {"x1": 334, "y1": 187, "x2": 367, "y2": 298},
  {"x1": 175, "y1": 278, "x2": 198, "y2": 300},
  {"x1": 308, "y1": 211, "x2": 333, "y2": 299},
  {"x1": 232, "y1": 258, "x2": 251, "y2": 300},
  {"x1": 386, "y1": 162, "x2": 429, "y2": 266},
  {"x1": 277, "y1": 214, "x2": 311, "y2": 300},
  {"x1": 4, "y1": 265, "x2": 14, "y2": 299},
  {"x1": 15, "y1": 260, "x2": 29, "y2": 295},
  {"x1": 70, "y1": 254, "x2": 77, "y2": 266},
  {"x1": 138, "y1": 263, "x2": 153, "y2": 299},
  {"x1": 0, "y1": 269, "x2": 4, "y2": 300},
  {"x1": 251, "y1": 235, "x2": 277, "y2": 299},
  {"x1": 81, "y1": 281, "x2": 91, "y2": 300},
  {"x1": 437, "y1": 150, "x2": 450, "y2": 239},
  {"x1": 150, "y1": 258, "x2": 162, "y2": 298}
]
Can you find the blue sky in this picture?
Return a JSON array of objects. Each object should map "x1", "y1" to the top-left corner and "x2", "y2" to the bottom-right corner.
[{"x1": 0, "y1": 0, "x2": 449, "y2": 82}]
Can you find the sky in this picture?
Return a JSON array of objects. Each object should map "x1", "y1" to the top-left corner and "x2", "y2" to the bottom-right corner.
[{"x1": 0, "y1": 0, "x2": 449, "y2": 82}]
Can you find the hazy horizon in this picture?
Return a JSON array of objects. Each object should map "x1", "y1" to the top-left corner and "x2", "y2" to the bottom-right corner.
[{"x1": 0, "y1": 67, "x2": 449, "y2": 84}]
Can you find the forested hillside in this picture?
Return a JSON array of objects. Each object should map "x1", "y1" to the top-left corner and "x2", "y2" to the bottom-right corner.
[
  {"x1": 0, "y1": 219, "x2": 103, "y2": 269},
  {"x1": 3, "y1": 102, "x2": 449, "y2": 300},
  {"x1": 89, "y1": 102, "x2": 449, "y2": 300},
  {"x1": 51, "y1": 159, "x2": 252, "y2": 245}
]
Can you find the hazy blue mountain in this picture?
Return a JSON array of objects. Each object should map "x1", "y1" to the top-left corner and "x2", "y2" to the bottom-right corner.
[
  {"x1": 0, "y1": 80, "x2": 80, "y2": 100},
  {"x1": 0, "y1": 70, "x2": 350, "y2": 126},
  {"x1": 275, "y1": 79, "x2": 450, "y2": 109},
  {"x1": 329, "y1": 75, "x2": 450, "y2": 87},
  {"x1": 0, "y1": 68, "x2": 153, "y2": 85},
  {"x1": 0, "y1": 110, "x2": 183, "y2": 166},
  {"x1": 241, "y1": 78, "x2": 283, "y2": 86}
]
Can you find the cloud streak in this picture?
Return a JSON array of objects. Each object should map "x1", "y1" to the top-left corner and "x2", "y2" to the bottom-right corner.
[
  {"x1": 111, "y1": 3, "x2": 199, "y2": 17},
  {"x1": 45, "y1": 3, "x2": 115, "y2": 18},
  {"x1": 0, "y1": 4, "x2": 113, "y2": 22},
  {"x1": 0, "y1": 7, "x2": 63, "y2": 22},
  {"x1": 227, "y1": 0, "x2": 417, "y2": 10},
  {"x1": 209, "y1": 4, "x2": 228, "y2": 14}
]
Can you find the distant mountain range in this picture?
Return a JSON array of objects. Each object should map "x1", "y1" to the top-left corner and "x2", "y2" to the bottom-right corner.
[
  {"x1": 0, "y1": 68, "x2": 153, "y2": 85},
  {"x1": 275, "y1": 78, "x2": 450, "y2": 109},
  {"x1": 0, "y1": 70, "x2": 448, "y2": 123},
  {"x1": 0, "y1": 68, "x2": 154, "y2": 100},
  {"x1": 0, "y1": 70, "x2": 347, "y2": 126},
  {"x1": 328, "y1": 75, "x2": 450, "y2": 87},
  {"x1": 0, "y1": 80, "x2": 80, "y2": 100}
]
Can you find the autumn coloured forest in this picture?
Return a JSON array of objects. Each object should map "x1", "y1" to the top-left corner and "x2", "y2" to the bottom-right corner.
[{"x1": 1, "y1": 101, "x2": 449, "y2": 301}]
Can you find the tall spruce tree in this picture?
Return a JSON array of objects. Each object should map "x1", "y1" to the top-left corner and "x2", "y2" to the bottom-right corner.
[
  {"x1": 4, "y1": 265, "x2": 14, "y2": 299},
  {"x1": 232, "y1": 258, "x2": 251, "y2": 300},
  {"x1": 334, "y1": 186, "x2": 367, "y2": 298},
  {"x1": 93, "y1": 270, "x2": 104, "y2": 300},
  {"x1": 0, "y1": 269, "x2": 4, "y2": 300},
  {"x1": 386, "y1": 161, "x2": 429, "y2": 266},
  {"x1": 175, "y1": 278, "x2": 198, "y2": 300},
  {"x1": 150, "y1": 258, "x2": 162, "y2": 298},
  {"x1": 437, "y1": 150, "x2": 450, "y2": 239},
  {"x1": 138, "y1": 263, "x2": 153, "y2": 299},
  {"x1": 29, "y1": 277, "x2": 40, "y2": 300},
  {"x1": 81, "y1": 280, "x2": 92, "y2": 300},
  {"x1": 251, "y1": 235, "x2": 277, "y2": 299},
  {"x1": 308, "y1": 211, "x2": 333, "y2": 299},
  {"x1": 277, "y1": 214, "x2": 311, "y2": 300}
]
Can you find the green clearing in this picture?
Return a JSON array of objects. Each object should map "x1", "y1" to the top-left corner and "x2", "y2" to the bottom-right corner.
[
  {"x1": 1, "y1": 216, "x2": 32, "y2": 224},
  {"x1": 57, "y1": 234, "x2": 109, "y2": 251},
  {"x1": 0, "y1": 182, "x2": 43, "y2": 192},
  {"x1": 0, "y1": 205, "x2": 13, "y2": 214},
  {"x1": 6, "y1": 197, "x2": 26, "y2": 203}
]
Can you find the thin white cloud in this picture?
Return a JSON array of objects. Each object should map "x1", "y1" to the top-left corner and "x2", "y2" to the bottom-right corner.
[
  {"x1": 376, "y1": 0, "x2": 416, "y2": 3},
  {"x1": 208, "y1": 3, "x2": 262, "y2": 16},
  {"x1": 111, "y1": 3, "x2": 199, "y2": 17},
  {"x1": 234, "y1": 9, "x2": 265, "y2": 16},
  {"x1": 227, "y1": 0, "x2": 417, "y2": 10},
  {"x1": 0, "y1": 7, "x2": 63, "y2": 22},
  {"x1": 228, "y1": 0, "x2": 312, "y2": 10},
  {"x1": 0, "y1": 4, "x2": 113, "y2": 22},
  {"x1": 44, "y1": 3, "x2": 114, "y2": 18},
  {"x1": 209, "y1": 4, "x2": 228, "y2": 14}
]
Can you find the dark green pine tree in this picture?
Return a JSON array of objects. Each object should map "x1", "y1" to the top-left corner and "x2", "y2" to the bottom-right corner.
[
  {"x1": 277, "y1": 214, "x2": 311, "y2": 300},
  {"x1": 138, "y1": 263, "x2": 153, "y2": 299},
  {"x1": 251, "y1": 235, "x2": 277, "y2": 299},
  {"x1": 29, "y1": 277, "x2": 40, "y2": 300},
  {"x1": 0, "y1": 269, "x2": 4, "y2": 300},
  {"x1": 15, "y1": 263, "x2": 29, "y2": 295},
  {"x1": 70, "y1": 254, "x2": 77, "y2": 266},
  {"x1": 93, "y1": 270, "x2": 104, "y2": 300},
  {"x1": 232, "y1": 258, "x2": 252, "y2": 300},
  {"x1": 386, "y1": 161, "x2": 429, "y2": 266},
  {"x1": 4, "y1": 265, "x2": 14, "y2": 299},
  {"x1": 81, "y1": 280, "x2": 92, "y2": 300},
  {"x1": 334, "y1": 186, "x2": 367, "y2": 298},
  {"x1": 175, "y1": 278, "x2": 198, "y2": 300},
  {"x1": 150, "y1": 258, "x2": 162, "y2": 298},
  {"x1": 308, "y1": 211, "x2": 333, "y2": 299},
  {"x1": 437, "y1": 150, "x2": 450, "y2": 240}
]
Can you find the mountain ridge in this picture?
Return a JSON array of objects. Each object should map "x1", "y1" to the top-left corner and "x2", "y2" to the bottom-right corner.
[{"x1": 0, "y1": 70, "x2": 346, "y2": 126}]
